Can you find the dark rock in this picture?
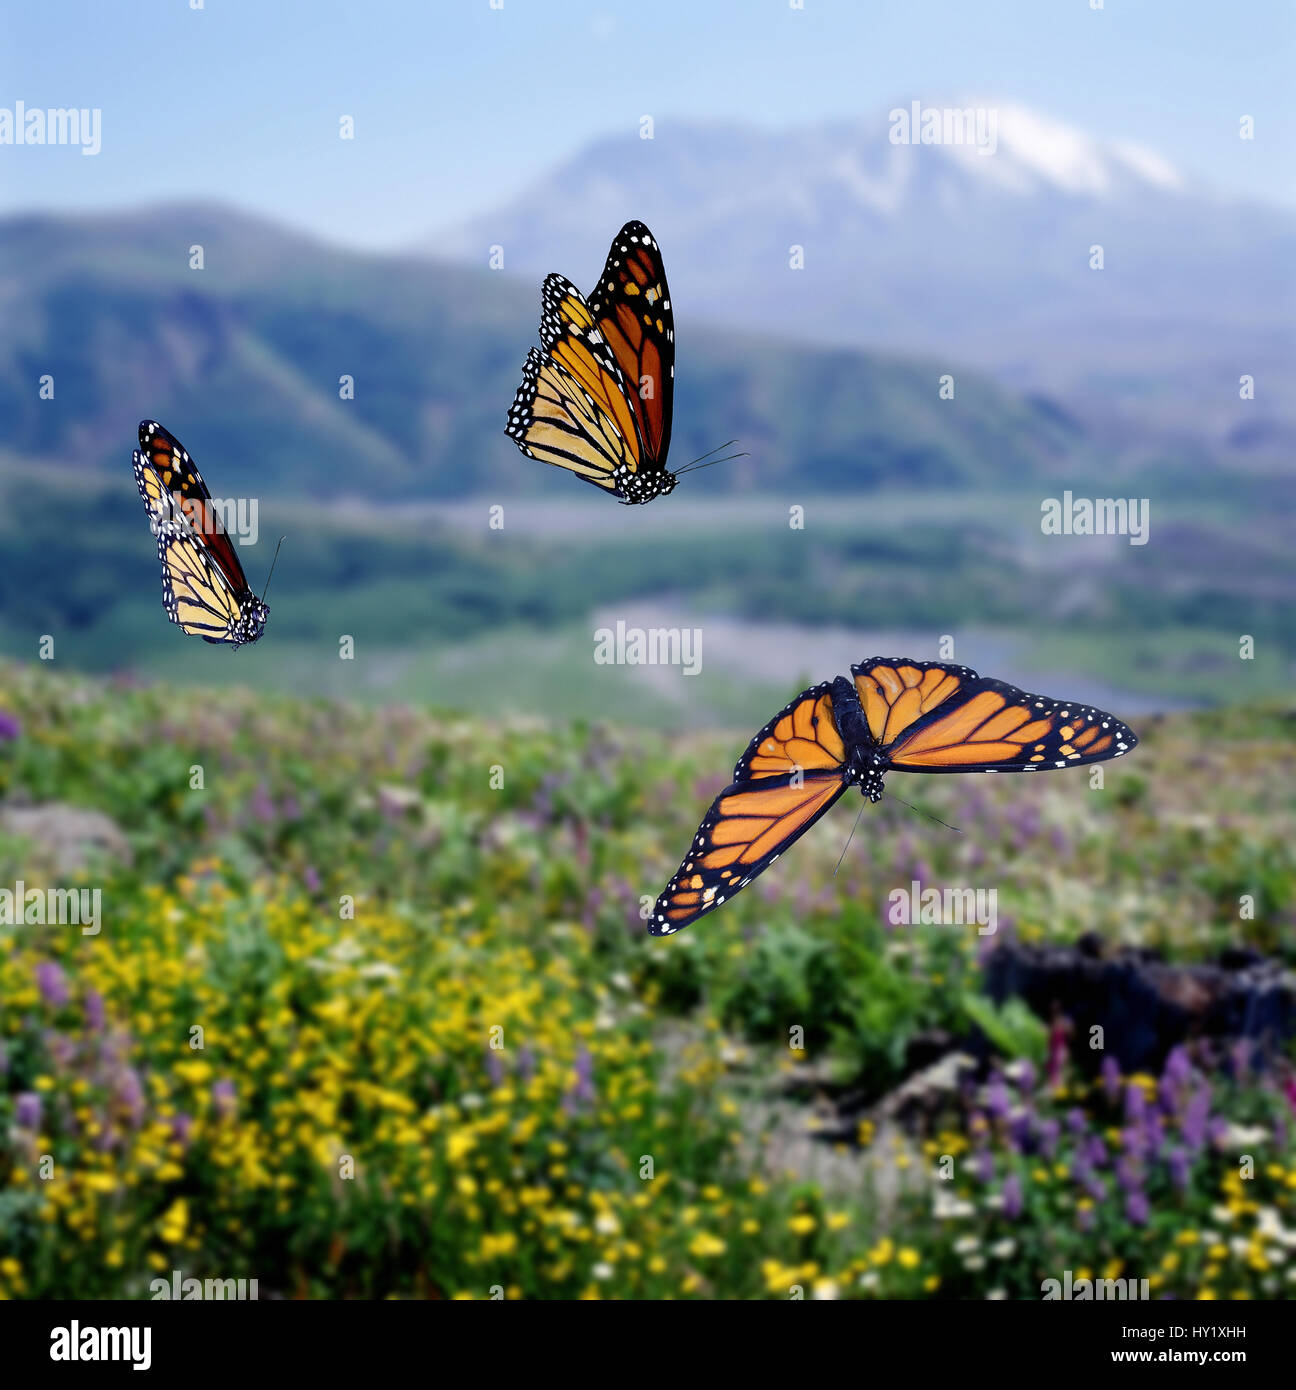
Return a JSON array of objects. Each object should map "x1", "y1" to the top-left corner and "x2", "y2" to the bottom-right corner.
[{"x1": 983, "y1": 939, "x2": 1296, "y2": 1074}]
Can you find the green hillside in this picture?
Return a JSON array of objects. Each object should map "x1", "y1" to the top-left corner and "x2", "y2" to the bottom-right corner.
[{"x1": 0, "y1": 204, "x2": 1083, "y2": 499}]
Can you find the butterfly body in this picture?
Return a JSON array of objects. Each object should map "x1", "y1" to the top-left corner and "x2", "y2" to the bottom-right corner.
[
  {"x1": 132, "y1": 421, "x2": 269, "y2": 648},
  {"x1": 828, "y1": 675, "x2": 890, "y2": 802},
  {"x1": 649, "y1": 658, "x2": 1137, "y2": 936},
  {"x1": 506, "y1": 222, "x2": 679, "y2": 504}
]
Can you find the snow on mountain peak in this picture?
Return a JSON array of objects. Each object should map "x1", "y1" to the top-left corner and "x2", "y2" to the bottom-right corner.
[{"x1": 932, "y1": 101, "x2": 1185, "y2": 198}]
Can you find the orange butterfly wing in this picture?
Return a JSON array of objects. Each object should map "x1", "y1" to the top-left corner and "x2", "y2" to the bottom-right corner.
[
  {"x1": 136, "y1": 421, "x2": 248, "y2": 595},
  {"x1": 649, "y1": 684, "x2": 848, "y2": 936},
  {"x1": 586, "y1": 221, "x2": 675, "y2": 466},
  {"x1": 853, "y1": 658, "x2": 1138, "y2": 773},
  {"x1": 506, "y1": 274, "x2": 655, "y2": 498}
]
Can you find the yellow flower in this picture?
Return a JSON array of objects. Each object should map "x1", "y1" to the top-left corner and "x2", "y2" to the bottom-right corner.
[
  {"x1": 787, "y1": 1214, "x2": 816, "y2": 1236},
  {"x1": 688, "y1": 1232, "x2": 726, "y2": 1259},
  {"x1": 898, "y1": 1248, "x2": 920, "y2": 1270}
]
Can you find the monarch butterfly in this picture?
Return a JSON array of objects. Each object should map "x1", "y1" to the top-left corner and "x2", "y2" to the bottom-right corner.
[
  {"x1": 132, "y1": 421, "x2": 270, "y2": 647},
  {"x1": 504, "y1": 220, "x2": 686, "y2": 504},
  {"x1": 649, "y1": 658, "x2": 1138, "y2": 936}
]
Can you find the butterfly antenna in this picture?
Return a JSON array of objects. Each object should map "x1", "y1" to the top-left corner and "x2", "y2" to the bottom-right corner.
[
  {"x1": 684, "y1": 439, "x2": 737, "y2": 466},
  {"x1": 891, "y1": 794, "x2": 963, "y2": 835},
  {"x1": 261, "y1": 536, "x2": 286, "y2": 602},
  {"x1": 675, "y1": 450, "x2": 751, "y2": 476},
  {"x1": 834, "y1": 799, "x2": 868, "y2": 877}
]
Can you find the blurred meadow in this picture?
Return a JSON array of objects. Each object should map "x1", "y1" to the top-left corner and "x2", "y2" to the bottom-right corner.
[
  {"x1": 1, "y1": 0, "x2": 1294, "y2": 1304},
  {"x1": 0, "y1": 664, "x2": 1293, "y2": 1299}
]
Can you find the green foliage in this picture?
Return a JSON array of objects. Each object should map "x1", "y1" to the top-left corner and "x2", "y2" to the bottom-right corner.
[{"x1": 0, "y1": 662, "x2": 1292, "y2": 1299}]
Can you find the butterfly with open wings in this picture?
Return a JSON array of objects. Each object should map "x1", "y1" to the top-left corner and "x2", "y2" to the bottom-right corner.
[
  {"x1": 505, "y1": 220, "x2": 739, "y2": 503},
  {"x1": 649, "y1": 658, "x2": 1138, "y2": 936},
  {"x1": 132, "y1": 420, "x2": 270, "y2": 648}
]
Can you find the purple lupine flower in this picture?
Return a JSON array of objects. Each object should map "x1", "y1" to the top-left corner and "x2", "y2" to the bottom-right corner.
[
  {"x1": 486, "y1": 1050, "x2": 504, "y2": 1087},
  {"x1": 1181, "y1": 1088, "x2": 1210, "y2": 1151},
  {"x1": 1084, "y1": 1134, "x2": 1109, "y2": 1168},
  {"x1": 1143, "y1": 1113, "x2": 1165, "y2": 1158},
  {"x1": 212, "y1": 1078, "x2": 237, "y2": 1119},
  {"x1": 1124, "y1": 1081, "x2": 1146, "y2": 1124},
  {"x1": 1164, "y1": 1045, "x2": 1191, "y2": 1089},
  {"x1": 1101, "y1": 1056, "x2": 1121, "y2": 1104},
  {"x1": 15, "y1": 1092, "x2": 42, "y2": 1129},
  {"x1": 1115, "y1": 1156, "x2": 1142, "y2": 1191},
  {"x1": 1077, "y1": 1204, "x2": 1094, "y2": 1233},
  {"x1": 1038, "y1": 1118, "x2": 1060, "y2": 1160},
  {"x1": 1125, "y1": 1190, "x2": 1150, "y2": 1225},
  {"x1": 975, "y1": 1149, "x2": 994, "y2": 1184},
  {"x1": 116, "y1": 1068, "x2": 146, "y2": 1126},
  {"x1": 1231, "y1": 1038, "x2": 1251, "y2": 1080},
  {"x1": 1066, "y1": 1108, "x2": 1088, "y2": 1136},
  {"x1": 303, "y1": 865, "x2": 322, "y2": 894},
  {"x1": 1008, "y1": 1109, "x2": 1033, "y2": 1153},
  {"x1": 1122, "y1": 1126, "x2": 1146, "y2": 1160},
  {"x1": 0, "y1": 709, "x2": 20, "y2": 741},
  {"x1": 516, "y1": 1046, "x2": 535, "y2": 1082},
  {"x1": 1015, "y1": 1059, "x2": 1036, "y2": 1094},
  {"x1": 83, "y1": 990, "x2": 106, "y2": 1032},
  {"x1": 1002, "y1": 1173, "x2": 1023, "y2": 1219},
  {"x1": 573, "y1": 1048, "x2": 595, "y2": 1105},
  {"x1": 1086, "y1": 1175, "x2": 1108, "y2": 1204},
  {"x1": 45, "y1": 1030, "x2": 75, "y2": 1068},
  {"x1": 35, "y1": 961, "x2": 69, "y2": 1008},
  {"x1": 986, "y1": 1075, "x2": 1011, "y2": 1121},
  {"x1": 1167, "y1": 1146, "x2": 1191, "y2": 1193},
  {"x1": 249, "y1": 783, "x2": 276, "y2": 824},
  {"x1": 170, "y1": 1112, "x2": 194, "y2": 1147}
]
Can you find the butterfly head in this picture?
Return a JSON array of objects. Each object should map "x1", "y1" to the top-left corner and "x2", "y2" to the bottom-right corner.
[
  {"x1": 615, "y1": 466, "x2": 676, "y2": 505},
  {"x1": 843, "y1": 734, "x2": 887, "y2": 803},
  {"x1": 231, "y1": 596, "x2": 269, "y2": 648}
]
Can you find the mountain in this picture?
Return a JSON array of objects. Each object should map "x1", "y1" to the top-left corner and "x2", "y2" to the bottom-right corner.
[
  {"x1": 423, "y1": 103, "x2": 1296, "y2": 450},
  {"x1": 0, "y1": 202, "x2": 1084, "y2": 499}
]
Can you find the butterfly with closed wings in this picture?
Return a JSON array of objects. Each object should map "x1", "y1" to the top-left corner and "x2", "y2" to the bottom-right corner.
[
  {"x1": 505, "y1": 220, "x2": 741, "y2": 503},
  {"x1": 649, "y1": 658, "x2": 1138, "y2": 936},
  {"x1": 132, "y1": 420, "x2": 272, "y2": 648}
]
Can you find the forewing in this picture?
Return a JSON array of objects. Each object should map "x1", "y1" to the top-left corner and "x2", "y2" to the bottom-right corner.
[
  {"x1": 138, "y1": 421, "x2": 248, "y2": 592},
  {"x1": 856, "y1": 658, "x2": 1138, "y2": 773},
  {"x1": 586, "y1": 221, "x2": 675, "y2": 466},
  {"x1": 650, "y1": 684, "x2": 849, "y2": 935},
  {"x1": 648, "y1": 774, "x2": 847, "y2": 935}
]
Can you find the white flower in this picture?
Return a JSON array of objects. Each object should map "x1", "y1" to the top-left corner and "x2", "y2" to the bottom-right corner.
[
  {"x1": 934, "y1": 1191, "x2": 975, "y2": 1220},
  {"x1": 954, "y1": 1236, "x2": 982, "y2": 1255},
  {"x1": 595, "y1": 1213, "x2": 620, "y2": 1237},
  {"x1": 857, "y1": 1271, "x2": 879, "y2": 1290},
  {"x1": 986, "y1": 1288, "x2": 1007, "y2": 1300},
  {"x1": 963, "y1": 1255, "x2": 986, "y2": 1271},
  {"x1": 592, "y1": 1262, "x2": 614, "y2": 1281},
  {"x1": 812, "y1": 1280, "x2": 840, "y2": 1301},
  {"x1": 990, "y1": 1239, "x2": 1017, "y2": 1259},
  {"x1": 1216, "y1": 1124, "x2": 1269, "y2": 1150}
]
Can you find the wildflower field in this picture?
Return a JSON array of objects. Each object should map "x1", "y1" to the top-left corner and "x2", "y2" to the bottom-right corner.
[{"x1": 0, "y1": 660, "x2": 1293, "y2": 1300}]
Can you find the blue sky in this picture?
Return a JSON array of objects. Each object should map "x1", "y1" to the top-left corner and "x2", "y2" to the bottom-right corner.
[{"x1": 2, "y1": 0, "x2": 1292, "y2": 248}]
